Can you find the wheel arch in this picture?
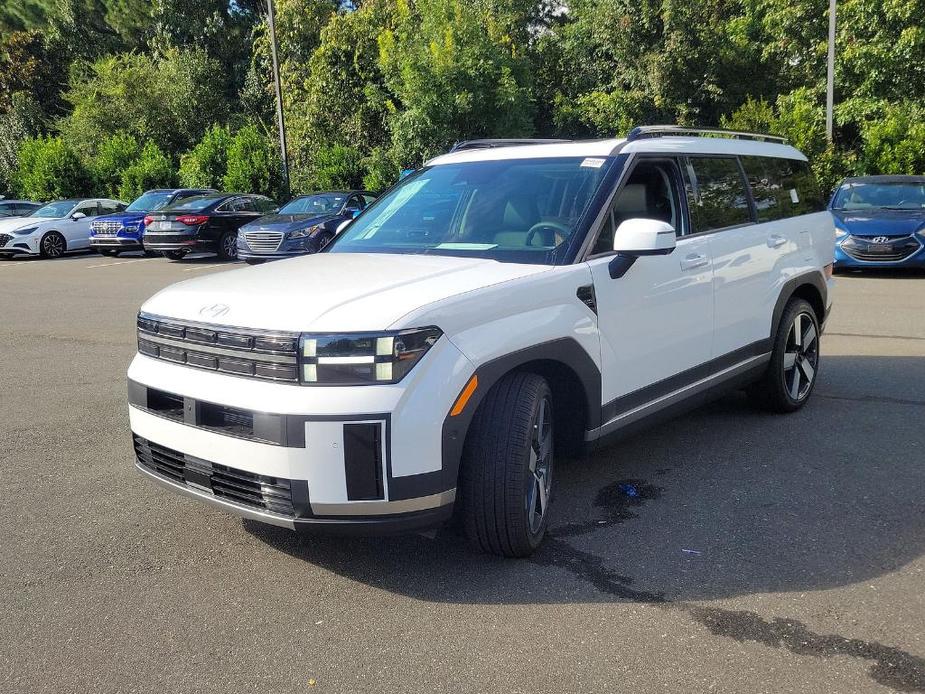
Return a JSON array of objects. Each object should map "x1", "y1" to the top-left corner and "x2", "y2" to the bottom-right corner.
[
  {"x1": 771, "y1": 271, "x2": 827, "y2": 340},
  {"x1": 441, "y1": 338, "x2": 600, "y2": 491}
]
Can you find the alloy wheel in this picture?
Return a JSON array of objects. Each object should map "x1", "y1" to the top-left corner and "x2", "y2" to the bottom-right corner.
[
  {"x1": 526, "y1": 395, "x2": 553, "y2": 535},
  {"x1": 42, "y1": 233, "x2": 64, "y2": 258},
  {"x1": 783, "y1": 312, "x2": 819, "y2": 401},
  {"x1": 222, "y1": 234, "x2": 238, "y2": 259}
]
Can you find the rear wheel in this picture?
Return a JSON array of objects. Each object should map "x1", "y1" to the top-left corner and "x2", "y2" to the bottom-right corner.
[
  {"x1": 217, "y1": 231, "x2": 238, "y2": 260},
  {"x1": 460, "y1": 371, "x2": 554, "y2": 557},
  {"x1": 748, "y1": 298, "x2": 820, "y2": 412},
  {"x1": 39, "y1": 231, "x2": 66, "y2": 258},
  {"x1": 163, "y1": 250, "x2": 186, "y2": 261}
]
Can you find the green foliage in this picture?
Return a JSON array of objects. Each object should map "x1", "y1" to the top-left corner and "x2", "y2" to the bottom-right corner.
[
  {"x1": 14, "y1": 136, "x2": 91, "y2": 199},
  {"x1": 118, "y1": 140, "x2": 177, "y2": 200},
  {"x1": 0, "y1": 30, "x2": 67, "y2": 114},
  {"x1": 0, "y1": 93, "x2": 45, "y2": 196},
  {"x1": 60, "y1": 48, "x2": 227, "y2": 158},
  {"x1": 310, "y1": 144, "x2": 365, "y2": 191},
  {"x1": 91, "y1": 132, "x2": 141, "y2": 198},
  {"x1": 223, "y1": 124, "x2": 282, "y2": 200},
  {"x1": 859, "y1": 101, "x2": 925, "y2": 175},
  {"x1": 179, "y1": 125, "x2": 232, "y2": 189}
]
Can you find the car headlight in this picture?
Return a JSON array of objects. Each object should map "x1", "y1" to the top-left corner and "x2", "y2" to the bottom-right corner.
[
  {"x1": 300, "y1": 327, "x2": 442, "y2": 385},
  {"x1": 290, "y1": 224, "x2": 321, "y2": 240},
  {"x1": 122, "y1": 223, "x2": 139, "y2": 232},
  {"x1": 835, "y1": 228, "x2": 849, "y2": 240},
  {"x1": 13, "y1": 226, "x2": 37, "y2": 236}
]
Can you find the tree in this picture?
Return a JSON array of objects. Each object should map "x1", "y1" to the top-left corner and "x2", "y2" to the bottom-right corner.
[
  {"x1": 0, "y1": 30, "x2": 68, "y2": 115},
  {"x1": 91, "y1": 132, "x2": 141, "y2": 198},
  {"x1": 0, "y1": 93, "x2": 45, "y2": 196},
  {"x1": 223, "y1": 124, "x2": 283, "y2": 199},
  {"x1": 14, "y1": 136, "x2": 91, "y2": 199},
  {"x1": 179, "y1": 125, "x2": 232, "y2": 189},
  {"x1": 118, "y1": 140, "x2": 177, "y2": 200}
]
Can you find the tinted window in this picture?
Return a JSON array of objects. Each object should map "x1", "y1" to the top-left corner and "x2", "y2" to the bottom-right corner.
[
  {"x1": 255, "y1": 197, "x2": 277, "y2": 213},
  {"x1": 75, "y1": 201, "x2": 100, "y2": 218},
  {"x1": 778, "y1": 159, "x2": 825, "y2": 215},
  {"x1": 127, "y1": 191, "x2": 173, "y2": 212},
  {"x1": 683, "y1": 157, "x2": 751, "y2": 232},
  {"x1": 169, "y1": 196, "x2": 222, "y2": 212},
  {"x1": 0, "y1": 203, "x2": 15, "y2": 216},
  {"x1": 100, "y1": 200, "x2": 123, "y2": 214}
]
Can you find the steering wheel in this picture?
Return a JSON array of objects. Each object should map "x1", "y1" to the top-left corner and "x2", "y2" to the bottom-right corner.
[{"x1": 525, "y1": 220, "x2": 572, "y2": 248}]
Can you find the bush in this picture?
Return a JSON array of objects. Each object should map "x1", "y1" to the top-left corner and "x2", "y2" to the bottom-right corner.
[
  {"x1": 310, "y1": 144, "x2": 365, "y2": 191},
  {"x1": 0, "y1": 92, "x2": 45, "y2": 197},
  {"x1": 14, "y1": 136, "x2": 91, "y2": 199},
  {"x1": 178, "y1": 124, "x2": 232, "y2": 189},
  {"x1": 859, "y1": 102, "x2": 925, "y2": 176},
  {"x1": 222, "y1": 124, "x2": 282, "y2": 199},
  {"x1": 92, "y1": 133, "x2": 141, "y2": 198},
  {"x1": 118, "y1": 141, "x2": 178, "y2": 201}
]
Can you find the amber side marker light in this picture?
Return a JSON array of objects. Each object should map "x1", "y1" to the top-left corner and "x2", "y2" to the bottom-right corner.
[{"x1": 450, "y1": 375, "x2": 479, "y2": 417}]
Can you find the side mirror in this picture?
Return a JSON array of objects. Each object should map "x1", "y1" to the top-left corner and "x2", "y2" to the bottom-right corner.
[
  {"x1": 609, "y1": 218, "x2": 676, "y2": 279},
  {"x1": 71, "y1": 212, "x2": 86, "y2": 221}
]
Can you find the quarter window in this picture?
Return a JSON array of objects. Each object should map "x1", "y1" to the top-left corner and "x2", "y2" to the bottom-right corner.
[
  {"x1": 741, "y1": 156, "x2": 825, "y2": 221},
  {"x1": 683, "y1": 157, "x2": 752, "y2": 232}
]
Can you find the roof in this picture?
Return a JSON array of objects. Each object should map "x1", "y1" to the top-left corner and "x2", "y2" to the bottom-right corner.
[
  {"x1": 428, "y1": 135, "x2": 807, "y2": 166},
  {"x1": 840, "y1": 175, "x2": 925, "y2": 185},
  {"x1": 0, "y1": 199, "x2": 39, "y2": 204}
]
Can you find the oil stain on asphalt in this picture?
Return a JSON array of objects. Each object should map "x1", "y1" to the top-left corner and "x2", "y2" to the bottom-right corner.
[{"x1": 535, "y1": 477, "x2": 925, "y2": 692}]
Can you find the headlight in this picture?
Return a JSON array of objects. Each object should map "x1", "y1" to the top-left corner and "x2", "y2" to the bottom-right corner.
[
  {"x1": 290, "y1": 224, "x2": 321, "y2": 240},
  {"x1": 835, "y1": 228, "x2": 849, "y2": 240},
  {"x1": 122, "y1": 223, "x2": 138, "y2": 232},
  {"x1": 300, "y1": 327, "x2": 442, "y2": 385},
  {"x1": 13, "y1": 226, "x2": 37, "y2": 236}
]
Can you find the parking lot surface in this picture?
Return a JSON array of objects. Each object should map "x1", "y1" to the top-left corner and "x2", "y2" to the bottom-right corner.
[{"x1": 1, "y1": 253, "x2": 924, "y2": 693}]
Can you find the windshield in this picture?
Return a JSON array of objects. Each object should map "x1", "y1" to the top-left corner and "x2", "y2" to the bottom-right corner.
[
  {"x1": 31, "y1": 200, "x2": 78, "y2": 218},
  {"x1": 280, "y1": 194, "x2": 346, "y2": 215},
  {"x1": 832, "y1": 182, "x2": 925, "y2": 210},
  {"x1": 328, "y1": 157, "x2": 614, "y2": 265},
  {"x1": 127, "y1": 191, "x2": 174, "y2": 212},
  {"x1": 165, "y1": 196, "x2": 220, "y2": 212}
]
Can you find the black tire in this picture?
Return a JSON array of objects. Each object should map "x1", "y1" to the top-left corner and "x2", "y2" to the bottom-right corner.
[
  {"x1": 460, "y1": 371, "x2": 554, "y2": 557},
  {"x1": 163, "y1": 250, "x2": 186, "y2": 261},
  {"x1": 244, "y1": 258, "x2": 266, "y2": 265},
  {"x1": 39, "y1": 231, "x2": 66, "y2": 258},
  {"x1": 747, "y1": 298, "x2": 820, "y2": 413},
  {"x1": 217, "y1": 231, "x2": 238, "y2": 260},
  {"x1": 141, "y1": 246, "x2": 158, "y2": 258},
  {"x1": 311, "y1": 232, "x2": 333, "y2": 253}
]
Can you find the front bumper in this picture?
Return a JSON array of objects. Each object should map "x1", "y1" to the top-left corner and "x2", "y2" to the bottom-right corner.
[
  {"x1": 237, "y1": 237, "x2": 317, "y2": 261},
  {"x1": 90, "y1": 236, "x2": 143, "y2": 250},
  {"x1": 834, "y1": 235, "x2": 925, "y2": 268},
  {"x1": 0, "y1": 233, "x2": 37, "y2": 256},
  {"x1": 128, "y1": 338, "x2": 475, "y2": 534}
]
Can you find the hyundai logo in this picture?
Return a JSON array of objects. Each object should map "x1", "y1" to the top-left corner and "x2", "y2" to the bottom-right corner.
[
  {"x1": 870, "y1": 236, "x2": 890, "y2": 244},
  {"x1": 199, "y1": 303, "x2": 230, "y2": 319}
]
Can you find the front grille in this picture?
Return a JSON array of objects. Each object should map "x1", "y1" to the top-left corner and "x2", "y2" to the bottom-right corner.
[
  {"x1": 137, "y1": 312, "x2": 300, "y2": 383},
  {"x1": 0, "y1": 234, "x2": 10, "y2": 247},
  {"x1": 244, "y1": 232, "x2": 284, "y2": 253},
  {"x1": 134, "y1": 434, "x2": 296, "y2": 516},
  {"x1": 92, "y1": 221, "x2": 121, "y2": 236},
  {"x1": 842, "y1": 235, "x2": 922, "y2": 262}
]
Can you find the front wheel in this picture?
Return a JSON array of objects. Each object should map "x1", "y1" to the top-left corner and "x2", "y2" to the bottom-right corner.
[
  {"x1": 39, "y1": 231, "x2": 66, "y2": 258},
  {"x1": 460, "y1": 371, "x2": 554, "y2": 557},
  {"x1": 747, "y1": 298, "x2": 820, "y2": 412},
  {"x1": 217, "y1": 231, "x2": 238, "y2": 260},
  {"x1": 163, "y1": 250, "x2": 186, "y2": 261}
]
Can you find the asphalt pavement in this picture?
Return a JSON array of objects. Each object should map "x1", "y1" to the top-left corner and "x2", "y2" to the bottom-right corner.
[{"x1": 1, "y1": 252, "x2": 923, "y2": 693}]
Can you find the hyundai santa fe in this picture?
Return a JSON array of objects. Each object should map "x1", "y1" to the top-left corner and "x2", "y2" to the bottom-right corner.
[{"x1": 128, "y1": 126, "x2": 835, "y2": 557}]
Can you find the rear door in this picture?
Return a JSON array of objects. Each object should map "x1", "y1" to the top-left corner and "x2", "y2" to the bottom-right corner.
[{"x1": 587, "y1": 157, "x2": 715, "y2": 429}]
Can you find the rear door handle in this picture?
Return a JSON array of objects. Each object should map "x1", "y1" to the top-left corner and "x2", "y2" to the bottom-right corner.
[
  {"x1": 680, "y1": 253, "x2": 709, "y2": 271},
  {"x1": 768, "y1": 234, "x2": 787, "y2": 248}
]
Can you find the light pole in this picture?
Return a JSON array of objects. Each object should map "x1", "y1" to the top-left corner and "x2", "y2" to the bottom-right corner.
[
  {"x1": 267, "y1": 0, "x2": 291, "y2": 199},
  {"x1": 825, "y1": 0, "x2": 837, "y2": 143}
]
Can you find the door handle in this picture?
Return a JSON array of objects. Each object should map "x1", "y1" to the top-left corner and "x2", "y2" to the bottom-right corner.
[
  {"x1": 680, "y1": 253, "x2": 709, "y2": 271},
  {"x1": 767, "y1": 234, "x2": 787, "y2": 248}
]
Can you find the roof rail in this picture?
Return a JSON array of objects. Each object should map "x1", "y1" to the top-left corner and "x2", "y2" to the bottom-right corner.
[
  {"x1": 626, "y1": 126, "x2": 787, "y2": 144},
  {"x1": 449, "y1": 138, "x2": 572, "y2": 153}
]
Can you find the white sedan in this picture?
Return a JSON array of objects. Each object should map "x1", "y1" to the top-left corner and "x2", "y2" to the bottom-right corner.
[{"x1": 0, "y1": 198, "x2": 126, "y2": 259}]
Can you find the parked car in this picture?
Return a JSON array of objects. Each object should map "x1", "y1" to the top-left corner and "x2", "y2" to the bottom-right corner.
[
  {"x1": 0, "y1": 199, "x2": 41, "y2": 218},
  {"x1": 89, "y1": 188, "x2": 215, "y2": 256},
  {"x1": 142, "y1": 193, "x2": 277, "y2": 261},
  {"x1": 0, "y1": 198, "x2": 126, "y2": 259},
  {"x1": 237, "y1": 190, "x2": 377, "y2": 264},
  {"x1": 831, "y1": 175, "x2": 925, "y2": 270},
  {"x1": 128, "y1": 127, "x2": 834, "y2": 557}
]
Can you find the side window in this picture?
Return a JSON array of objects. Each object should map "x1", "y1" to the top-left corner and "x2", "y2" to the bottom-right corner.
[
  {"x1": 591, "y1": 159, "x2": 683, "y2": 256},
  {"x1": 683, "y1": 157, "x2": 752, "y2": 232},
  {"x1": 99, "y1": 200, "x2": 122, "y2": 215},
  {"x1": 778, "y1": 159, "x2": 826, "y2": 215},
  {"x1": 343, "y1": 195, "x2": 363, "y2": 213},
  {"x1": 741, "y1": 156, "x2": 785, "y2": 222},
  {"x1": 237, "y1": 197, "x2": 258, "y2": 213},
  {"x1": 76, "y1": 202, "x2": 100, "y2": 218},
  {"x1": 362, "y1": 195, "x2": 377, "y2": 206},
  {"x1": 257, "y1": 197, "x2": 277, "y2": 213}
]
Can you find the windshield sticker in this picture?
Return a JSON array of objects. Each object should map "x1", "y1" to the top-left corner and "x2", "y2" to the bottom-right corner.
[{"x1": 580, "y1": 158, "x2": 606, "y2": 169}]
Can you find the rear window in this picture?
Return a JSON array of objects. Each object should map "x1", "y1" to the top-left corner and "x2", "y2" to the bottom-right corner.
[
  {"x1": 167, "y1": 196, "x2": 221, "y2": 212},
  {"x1": 742, "y1": 156, "x2": 825, "y2": 221}
]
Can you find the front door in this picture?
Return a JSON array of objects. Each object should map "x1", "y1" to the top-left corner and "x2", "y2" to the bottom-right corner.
[
  {"x1": 586, "y1": 157, "x2": 714, "y2": 431},
  {"x1": 62, "y1": 201, "x2": 100, "y2": 250}
]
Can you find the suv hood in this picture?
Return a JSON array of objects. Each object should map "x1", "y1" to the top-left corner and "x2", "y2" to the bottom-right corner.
[
  {"x1": 833, "y1": 209, "x2": 925, "y2": 237},
  {"x1": 241, "y1": 213, "x2": 334, "y2": 234},
  {"x1": 92, "y1": 211, "x2": 146, "y2": 226},
  {"x1": 141, "y1": 253, "x2": 551, "y2": 333}
]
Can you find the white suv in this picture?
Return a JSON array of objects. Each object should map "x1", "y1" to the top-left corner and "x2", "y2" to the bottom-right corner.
[{"x1": 128, "y1": 127, "x2": 834, "y2": 557}]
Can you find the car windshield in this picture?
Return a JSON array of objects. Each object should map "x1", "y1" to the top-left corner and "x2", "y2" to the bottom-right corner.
[
  {"x1": 127, "y1": 191, "x2": 174, "y2": 212},
  {"x1": 165, "y1": 196, "x2": 221, "y2": 212},
  {"x1": 328, "y1": 157, "x2": 615, "y2": 265},
  {"x1": 832, "y1": 182, "x2": 925, "y2": 210},
  {"x1": 279, "y1": 194, "x2": 347, "y2": 215},
  {"x1": 31, "y1": 200, "x2": 78, "y2": 218}
]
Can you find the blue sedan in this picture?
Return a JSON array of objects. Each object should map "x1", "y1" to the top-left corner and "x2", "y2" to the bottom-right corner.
[{"x1": 831, "y1": 175, "x2": 925, "y2": 270}]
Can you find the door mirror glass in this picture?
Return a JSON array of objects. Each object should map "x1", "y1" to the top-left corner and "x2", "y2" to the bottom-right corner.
[
  {"x1": 613, "y1": 218, "x2": 676, "y2": 255},
  {"x1": 71, "y1": 212, "x2": 86, "y2": 221}
]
